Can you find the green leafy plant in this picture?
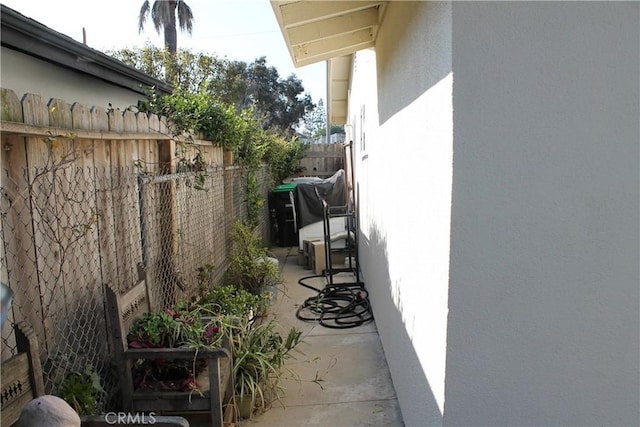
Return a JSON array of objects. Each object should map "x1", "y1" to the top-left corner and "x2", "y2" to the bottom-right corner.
[
  {"x1": 58, "y1": 367, "x2": 106, "y2": 415},
  {"x1": 127, "y1": 309, "x2": 224, "y2": 350},
  {"x1": 224, "y1": 317, "x2": 308, "y2": 419},
  {"x1": 263, "y1": 135, "x2": 309, "y2": 185},
  {"x1": 139, "y1": 85, "x2": 309, "y2": 226},
  {"x1": 113, "y1": 48, "x2": 315, "y2": 138},
  {"x1": 127, "y1": 310, "x2": 224, "y2": 392},
  {"x1": 142, "y1": 89, "x2": 251, "y2": 155},
  {"x1": 196, "y1": 263, "x2": 216, "y2": 296},
  {"x1": 141, "y1": 88, "x2": 272, "y2": 212},
  {"x1": 245, "y1": 170, "x2": 264, "y2": 227},
  {"x1": 223, "y1": 221, "x2": 283, "y2": 294},
  {"x1": 194, "y1": 284, "x2": 269, "y2": 319},
  {"x1": 127, "y1": 312, "x2": 181, "y2": 348},
  {"x1": 45, "y1": 353, "x2": 106, "y2": 416}
]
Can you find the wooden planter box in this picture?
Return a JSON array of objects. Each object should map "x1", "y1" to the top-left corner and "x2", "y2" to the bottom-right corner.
[{"x1": 105, "y1": 280, "x2": 233, "y2": 427}]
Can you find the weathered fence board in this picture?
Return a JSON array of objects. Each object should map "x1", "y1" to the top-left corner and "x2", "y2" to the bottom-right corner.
[
  {"x1": 91, "y1": 107, "x2": 118, "y2": 293},
  {"x1": 24, "y1": 94, "x2": 62, "y2": 356},
  {"x1": 300, "y1": 143, "x2": 344, "y2": 177},
  {"x1": 46, "y1": 98, "x2": 79, "y2": 355},
  {"x1": 117, "y1": 110, "x2": 143, "y2": 293},
  {"x1": 1, "y1": 89, "x2": 36, "y2": 361}
]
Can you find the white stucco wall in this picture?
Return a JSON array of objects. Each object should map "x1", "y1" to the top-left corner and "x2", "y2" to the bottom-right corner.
[
  {"x1": 351, "y1": 2, "x2": 453, "y2": 426},
  {"x1": 444, "y1": 2, "x2": 639, "y2": 426},
  {"x1": 0, "y1": 47, "x2": 146, "y2": 111}
]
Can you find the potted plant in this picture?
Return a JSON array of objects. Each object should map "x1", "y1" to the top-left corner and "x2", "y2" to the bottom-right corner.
[{"x1": 223, "y1": 316, "x2": 305, "y2": 419}]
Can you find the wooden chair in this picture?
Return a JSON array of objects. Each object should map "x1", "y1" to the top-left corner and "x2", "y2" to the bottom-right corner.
[
  {"x1": 105, "y1": 279, "x2": 232, "y2": 427},
  {"x1": 1, "y1": 321, "x2": 45, "y2": 426}
]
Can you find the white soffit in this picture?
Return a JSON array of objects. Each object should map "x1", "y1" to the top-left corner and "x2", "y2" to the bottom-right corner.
[
  {"x1": 328, "y1": 55, "x2": 352, "y2": 124},
  {"x1": 270, "y1": 1, "x2": 388, "y2": 68}
]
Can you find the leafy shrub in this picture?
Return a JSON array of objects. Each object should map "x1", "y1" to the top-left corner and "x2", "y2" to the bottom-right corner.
[
  {"x1": 195, "y1": 285, "x2": 268, "y2": 318},
  {"x1": 224, "y1": 221, "x2": 282, "y2": 294},
  {"x1": 144, "y1": 90, "x2": 247, "y2": 152},
  {"x1": 264, "y1": 135, "x2": 309, "y2": 185}
]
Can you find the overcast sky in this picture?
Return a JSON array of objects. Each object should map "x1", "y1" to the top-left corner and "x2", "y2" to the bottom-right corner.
[{"x1": 0, "y1": 0, "x2": 327, "y2": 103}]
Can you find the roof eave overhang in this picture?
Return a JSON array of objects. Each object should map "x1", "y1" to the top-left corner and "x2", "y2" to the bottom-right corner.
[
  {"x1": 271, "y1": 1, "x2": 387, "y2": 125},
  {"x1": 328, "y1": 55, "x2": 352, "y2": 125},
  {"x1": 271, "y1": 1, "x2": 386, "y2": 68}
]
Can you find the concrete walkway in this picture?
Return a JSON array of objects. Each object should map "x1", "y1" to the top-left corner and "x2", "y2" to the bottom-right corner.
[{"x1": 240, "y1": 246, "x2": 404, "y2": 427}]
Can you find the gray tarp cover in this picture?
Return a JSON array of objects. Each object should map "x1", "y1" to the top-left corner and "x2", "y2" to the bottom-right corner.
[{"x1": 294, "y1": 169, "x2": 345, "y2": 229}]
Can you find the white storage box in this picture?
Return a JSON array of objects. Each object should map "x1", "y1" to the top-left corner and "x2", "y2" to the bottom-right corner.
[{"x1": 298, "y1": 217, "x2": 346, "y2": 250}]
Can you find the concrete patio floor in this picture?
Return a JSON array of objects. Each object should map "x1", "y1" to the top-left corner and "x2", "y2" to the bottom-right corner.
[
  {"x1": 184, "y1": 246, "x2": 403, "y2": 426},
  {"x1": 239, "y1": 246, "x2": 404, "y2": 427}
]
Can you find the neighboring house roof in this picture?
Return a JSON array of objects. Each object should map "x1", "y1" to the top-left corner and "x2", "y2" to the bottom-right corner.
[
  {"x1": 0, "y1": 4, "x2": 172, "y2": 97},
  {"x1": 270, "y1": 1, "x2": 387, "y2": 124}
]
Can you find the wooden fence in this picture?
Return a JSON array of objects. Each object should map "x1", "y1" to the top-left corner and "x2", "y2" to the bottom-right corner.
[
  {"x1": 300, "y1": 143, "x2": 345, "y2": 177},
  {"x1": 0, "y1": 88, "x2": 269, "y2": 405}
]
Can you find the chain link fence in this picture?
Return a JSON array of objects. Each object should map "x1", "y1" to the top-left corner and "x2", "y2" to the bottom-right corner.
[{"x1": 1, "y1": 162, "x2": 271, "y2": 411}]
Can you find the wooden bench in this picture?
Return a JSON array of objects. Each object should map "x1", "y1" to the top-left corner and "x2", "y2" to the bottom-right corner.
[
  {"x1": 1, "y1": 322, "x2": 45, "y2": 426},
  {"x1": 105, "y1": 279, "x2": 233, "y2": 427}
]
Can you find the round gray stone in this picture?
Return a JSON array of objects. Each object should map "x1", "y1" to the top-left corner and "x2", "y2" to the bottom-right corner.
[{"x1": 16, "y1": 395, "x2": 81, "y2": 427}]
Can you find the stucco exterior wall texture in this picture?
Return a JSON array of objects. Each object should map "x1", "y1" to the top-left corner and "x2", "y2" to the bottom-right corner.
[
  {"x1": 1, "y1": 48, "x2": 146, "y2": 110},
  {"x1": 351, "y1": 1, "x2": 639, "y2": 426},
  {"x1": 445, "y1": 3, "x2": 639, "y2": 426},
  {"x1": 352, "y1": 2, "x2": 453, "y2": 427}
]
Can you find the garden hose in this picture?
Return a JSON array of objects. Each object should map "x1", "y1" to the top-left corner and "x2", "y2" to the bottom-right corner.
[{"x1": 296, "y1": 275, "x2": 374, "y2": 329}]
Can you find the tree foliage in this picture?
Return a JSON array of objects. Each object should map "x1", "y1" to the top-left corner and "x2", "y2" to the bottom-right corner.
[
  {"x1": 296, "y1": 99, "x2": 346, "y2": 140},
  {"x1": 263, "y1": 136, "x2": 309, "y2": 185},
  {"x1": 298, "y1": 98, "x2": 327, "y2": 138},
  {"x1": 110, "y1": 47, "x2": 314, "y2": 137},
  {"x1": 112, "y1": 46, "x2": 312, "y2": 220}
]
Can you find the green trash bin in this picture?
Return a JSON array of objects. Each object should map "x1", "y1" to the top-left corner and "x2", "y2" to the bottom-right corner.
[{"x1": 270, "y1": 183, "x2": 298, "y2": 246}]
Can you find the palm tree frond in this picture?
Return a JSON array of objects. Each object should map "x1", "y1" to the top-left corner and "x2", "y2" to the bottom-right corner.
[
  {"x1": 177, "y1": 1, "x2": 194, "y2": 34},
  {"x1": 138, "y1": 0, "x2": 151, "y2": 33},
  {"x1": 138, "y1": 0, "x2": 193, "y2": 52},
  {"x1": 150, "y1": 0, "x2": 173, "y2": 33}
]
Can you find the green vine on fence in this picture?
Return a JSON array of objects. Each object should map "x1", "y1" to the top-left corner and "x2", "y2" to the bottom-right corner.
[{"x1": 140, "y1": 87, "x2": 309, "y2": 225}]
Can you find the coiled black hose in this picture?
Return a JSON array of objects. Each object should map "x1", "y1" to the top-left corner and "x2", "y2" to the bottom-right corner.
[{"x1": 296, "y1": 275, "x2": 374, "y2": 329}]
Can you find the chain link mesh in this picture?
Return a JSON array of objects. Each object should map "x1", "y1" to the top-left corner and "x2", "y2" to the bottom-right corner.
[{"x1": 1, "y1": 162, "x2": 271, "y2": 411}]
